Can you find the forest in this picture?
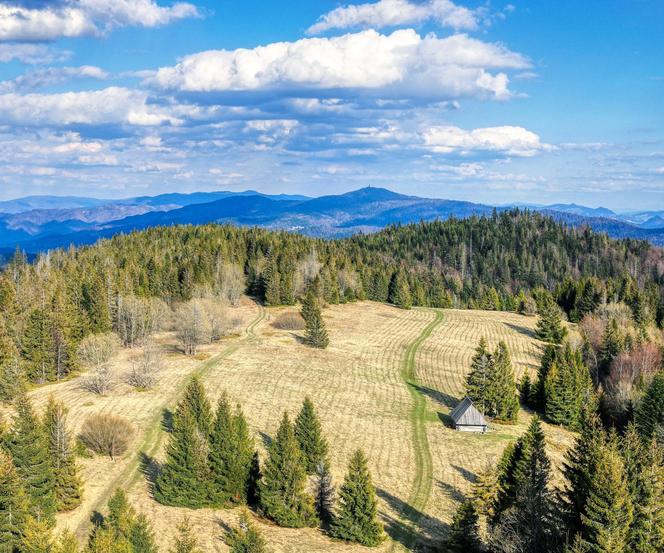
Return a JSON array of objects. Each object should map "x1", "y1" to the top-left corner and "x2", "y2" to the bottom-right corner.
[{"x1": 0, "y1": 210, "x2": 663, "y2": 552}]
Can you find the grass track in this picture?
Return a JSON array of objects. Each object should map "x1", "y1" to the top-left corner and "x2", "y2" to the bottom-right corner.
[
  {"x1": 390, "y1": 309, "x2": 444, "y2": 551},
  {"x1": 73, "y1": 303, "x2": 266, "y2": 538}
]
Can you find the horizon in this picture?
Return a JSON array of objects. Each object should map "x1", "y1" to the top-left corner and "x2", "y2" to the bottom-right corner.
[{"x1": 0, "y1": 1, "x2": 662, "y2": 210}]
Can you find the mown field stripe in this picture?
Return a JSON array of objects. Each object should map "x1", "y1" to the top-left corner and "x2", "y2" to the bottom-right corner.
[
  {"x1": 74, "y1": 303, "x2": 266, "y2": 538},
  {"x1": 391, "y1": 309, "x2": 444, "y2": 551}
]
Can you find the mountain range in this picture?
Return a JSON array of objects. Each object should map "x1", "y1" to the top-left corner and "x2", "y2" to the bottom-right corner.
[{"x1": 1, "y1": 187, "x2": 663, "y2": 256}]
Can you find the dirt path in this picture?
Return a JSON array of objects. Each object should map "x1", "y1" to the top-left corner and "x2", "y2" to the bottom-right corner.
[
  {"x1": 73, "y1": 303, "x2": 266, "y2": 538},
  {"x1": 390, "y1": 309, "x2": 444, "y2": 551}
]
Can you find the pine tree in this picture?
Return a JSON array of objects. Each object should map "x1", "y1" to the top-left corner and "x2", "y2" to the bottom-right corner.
[
  {"x1": 259, "y1": 412, "x2": 317, "y2": 528},
  {"x1": 445, "y1": 500, "x2": 483, "y2": 553},
  {"x1": 490, "y1": 341, "x2": 519, "y2": 422},
  {"x1": 130, "y1": 514, "x2": 159, "y2": 553},
  {"x1": 301, "y1": 291, "x2": 329, "y2": 349},
  {"x1": 294, "y1": 397, "x2": 328, "y2": 474},
  {"x1": 169, "y1": 517, "x2": 201, "y2": 553},
  {"x1": 21, "y1": 516, "x2": 54, "y2": 553},
  {"x1": 225, "y1": 511, "x2": 269, "y2": 553},
  {"x1": 0, "y1": 449, "x2": 29, "y2": 551},
  {"x1": 331, "y1": 449, "x2": 384, "y2": 547},
  {"x1": 43, "y1": 396, "x2": 82, "y2": 511},
  {"x1": 466, "y1": 338, "x2": 493, "y2": 416},
  {"x1": 314, "y1": 460, "x2": 335, "y2": 523},
  {"x1": 154, "y1": 407, "x2": 209, "y2": 508},
  {"x1": 635, "y1": 372, "x2": 664, "y2": 442},
  {"x1": 179, "y1": 377, "x2": 213, "y2": 437},
  {"x1": 536, "y1": 295, "x2": 567, "y2": 344},
  {"x1": 581, "y1": 436, "x2": 633, "y2": 553},
  {"x1": 7, "y1": 395, "x2": 57, "y2": 525}
]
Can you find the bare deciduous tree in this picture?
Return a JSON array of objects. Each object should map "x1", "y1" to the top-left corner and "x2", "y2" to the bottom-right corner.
[
  {"x1": 175, "y1": 300, "x2": 207, "y2": 355},
  {"x1": 77, "y1": 333, "x2": 119, "y2": 368},
  {"x1": 80, "y1": 364, "x2": 114, "y2": 395},
  {"x1": 215, "y1": 262, "x2": 245, "y2": 306},
  {"x1": 126, "y1": 342, "x2": 163, "y2": 390},
  {"x1": 116, "y1": 296, "x2": 169, "y2": 348},
  {"x1": 294, "y1": 249, "x2": 322, "y2": 296},
  {"x1": 80, "y1": 414, "x2": 134, "y2": 459}
]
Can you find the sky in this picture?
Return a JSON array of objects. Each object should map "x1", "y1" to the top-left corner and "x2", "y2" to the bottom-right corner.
[{"x1": 0, "y1": 0, "x2": 662, "y2": 210}]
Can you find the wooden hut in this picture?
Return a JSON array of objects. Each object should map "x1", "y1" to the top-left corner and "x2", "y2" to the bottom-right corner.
[{"x1": 450, "y1": 397, "x2": 488, "y2": 433}]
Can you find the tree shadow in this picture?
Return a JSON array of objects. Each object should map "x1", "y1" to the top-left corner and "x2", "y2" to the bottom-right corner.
[
  {"x1": 503, "y1": 322, "x2": 537, "y2": 340},
  {"x1": 410, "y1": 383, "x2": 458, "y2": 409},
  {"x1": 161, "y1": 408, "x2": 174, "y2": 433},
  {"x1": 451, "y1": 464, "x2": 477, "y2": 483},
  {"x1": 140, "y1": 452, "x2": 161, "y2": 496},
  {"x1": 90, "y1": 510, "x2": 104, "y2": 527},
  {"x1": 437, "y1": 480, "x2": 465, "y2": 504},
  {"x1": 259, "y1": 431, "x2": 272, "y2": 449},
  {"x1": 376, "y1": 487, "x2": 448, "y2": 551}
]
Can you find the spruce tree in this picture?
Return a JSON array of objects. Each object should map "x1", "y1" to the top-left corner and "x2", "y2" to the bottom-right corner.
[
  {"x1": 180, "y1": 377, "x2": 213, "y2": 437},
  {"x1": 314, "y1": 460, "x2": 335, "y2": 523},
  {"x1": 580, "y1": 435, "x2": 633, "y2": 553},
  {"x1": 259, "y1": 412, "x2": 317, "y2": 528},
  {"x1": 20, "y1": 516, "x2": 54, "y2": 553},
  {"x1": 130, "y1": 514, "x2": 159, "y2": 553},
  {"x1": 225, "y1": 511, "x2": 269, "y2": 553},
  {"x1": 43, "y1": 396, "x2": 82, "y2": 511},
  {"x1": 626, "y1": 437, "x2": 664, "y2": 553},
  {"x1": 247, "y1": 451, "x2": 262, "y2": 508},
  {"x1": 22, "y1": 307, "x2": 55, "y2": 383},
  {"x1": 535, "y1": 343, "x2": 558, "y2": 410},
  {"x1": 294, "y1": 397, "x2": 328, "y2": 474},
  {"x1": 208, "y1": 393, "x2": 234, "y2": 506},
  {"x1": 635, "y1": 372, "x2": 664, "y2": 442},
  {"x1": 154, "y1": 407, "x2": 209, "y2": 508},
  {"x1": 169, "y1": 517, "x2": 201, "y2": 553},
  {"x1": 54, "y1": 530, "x2": 79, "y2": 553},
  {"x1": 490, "y1": 341, "x2": 519, "y2": 422},
  {"x1": 466, "y1": 338, "x2": 493, "y2": 416},
  {"x1": 536, "y1": 296, "x2": 567, "y2": 344},
  {"x1": 7, "y1": 395, "x2": 57, "y2": 525},
  {"x1": 445, "y1": 500, "x2": 483, "y2": 553},
  {"x1": 331, "y1": 449, "x2": 384, "y2": 547},
  {"x1": 544, "y1": 344, "x2": 596, "y2": 430},
  {"x1": 599, "y1": 319, "x2": 623, "y2": 375},
  {"x1": 106, "y1": 489, "x2": 136, "y2": 539},
  {"x1": 0, "y1": 449, "x2": 29, "y2": 551},
  {"x1": 471, "y1": 465, "x2": 499, "y2": 519},
  {"x1": 388, "y1": 270, "x2": 412, "y2": 310},
  {"x1": 301, "y1": 291, "x2": 329, "y2": 349}
]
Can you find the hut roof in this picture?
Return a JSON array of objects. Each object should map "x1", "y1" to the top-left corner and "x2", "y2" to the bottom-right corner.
[{"x1": 450, "y1": 397, "x2": 487, "y2": 427}]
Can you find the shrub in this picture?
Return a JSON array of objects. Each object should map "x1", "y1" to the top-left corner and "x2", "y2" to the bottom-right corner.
[
  {"x1": 80, "y1": 364, "x2": 114, "y2": 395},
  {"x1": 77, "y1": 333, "x2": 120, "y2": 368},
  {"x1": 79, "y1": 414, "x2": 134, "y2": 459},
  {"x1": 272, "y1": 311, "x2": 305, "y2": 331},
  {"x1": 126, "y1": 344, "x2": 162, "y2": 390}
]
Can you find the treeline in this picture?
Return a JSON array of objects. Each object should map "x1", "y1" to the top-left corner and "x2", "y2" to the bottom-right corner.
[{"x1": 1, "y1": 211, "x2": 663, "y2": 400}]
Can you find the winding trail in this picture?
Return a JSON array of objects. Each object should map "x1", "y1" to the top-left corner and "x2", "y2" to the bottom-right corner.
[
  {"x1": 74, "y1": 303, "x2": 266, "y2": 538},
  {"x1": 391, "y1": 309, "x2": 444, "y2": 551}
]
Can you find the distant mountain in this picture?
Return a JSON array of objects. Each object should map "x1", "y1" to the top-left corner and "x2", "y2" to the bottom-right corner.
[
  {"x1": 1, "y1": 187, "x2": 663, "y2": 253},
  {"x1": 0, "y1": 195, "x2": 109, "y2": 214}
]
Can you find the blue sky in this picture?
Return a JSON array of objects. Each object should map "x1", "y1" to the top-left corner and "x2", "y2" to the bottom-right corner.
[{"x1": 0, "y1": 0, "x2": 662, "y2": 210}]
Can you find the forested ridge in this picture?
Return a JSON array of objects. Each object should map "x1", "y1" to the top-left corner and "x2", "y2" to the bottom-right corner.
[{"x1": 0, "y1": 209, "x2": 663, "y2": 394}]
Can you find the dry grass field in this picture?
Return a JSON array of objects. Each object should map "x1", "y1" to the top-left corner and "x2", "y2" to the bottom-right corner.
[{"x1": 12, "y1": 300, "x2": 576, "y2": 552}]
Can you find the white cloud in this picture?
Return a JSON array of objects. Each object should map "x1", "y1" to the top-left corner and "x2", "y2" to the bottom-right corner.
[
  {"x1": 0, "y1": 43, "x2": 70, "y2": 63},
  {"x1": 0, "y1": 0, "x2": 199, "y2": 42},
  {"x1": 150, "y1": 29, "x2": 528, "y2": 101},
  {"x1": 423, "y1": 125, "x2": 552, "y2": 157},
  {"x1": 307, "y1": 0, "x2": 478, "y2": 35},
  {"x1": 0, "y1": 87, "x2": 188, "y2": 126},
  {"x1": 0, "y1": 65, "x2": 107, "y2": 92}
]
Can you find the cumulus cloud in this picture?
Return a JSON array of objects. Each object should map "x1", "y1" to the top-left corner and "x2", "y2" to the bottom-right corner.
[
  {"x1": 423, "y1": 125, "x2": 552, "y2": 157},
  {"x1": 0, "y1": 65, "x2": 107, "y2": 92},
  {"x1": 0, "y1": 0, "x2": 199, "y2": 42},
  {"x1": 0, "y1": 87, "x2": 192, "y2": 126},
  {"x1": 307, "y1": 0, "x2": 478, "y2": 35},
  {"x1": 150, "y1": 29, "x2": 529, "y2": 101}
]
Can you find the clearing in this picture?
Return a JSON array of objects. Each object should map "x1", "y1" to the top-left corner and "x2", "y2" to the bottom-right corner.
[{"x1": 18, "y1": 300, "x2": 575, "y2": 552}]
